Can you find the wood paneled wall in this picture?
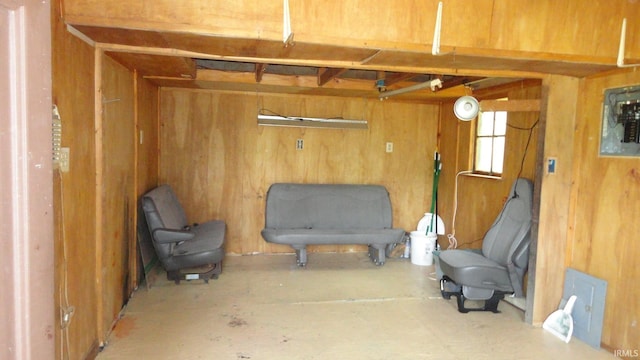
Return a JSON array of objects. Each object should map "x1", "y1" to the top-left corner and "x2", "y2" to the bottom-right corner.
[
  {"x1": 64, "y1": 0, "x2": 640, "y2": 60},
  {"x1": 159, "y1": 89, "x2": 439, "y2": 255},
  {"x1": 570, "y1": 69, "x2": 640, "y2": 352},
  {"x1": 52, "y1": 3, "x2": 99, "y2": 357},
  {"x1": 136, "y1": 76, "x2": 160, "y2": 196},
  {"x1": 98, "y1": 54, "x2": 136, "y2": 338},
  {"x1": 437, "y1": 83, "x2": 541, "y2": 250},
  {"x1": 53, "y1": 3, "x2": 160, "y2": 356}
]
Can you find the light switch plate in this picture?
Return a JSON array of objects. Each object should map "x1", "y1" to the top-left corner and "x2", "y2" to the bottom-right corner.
[{"x1": 547, "y1": 157, "x2": 557, "y2": 174}]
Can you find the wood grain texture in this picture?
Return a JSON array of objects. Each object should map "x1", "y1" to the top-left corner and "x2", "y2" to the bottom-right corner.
[
  {"x1": 438, "y1": 84, "x2": 541, "y2": 250},
  {"x1": 132, "y1": 74, "x2": 160, "y2": 289},
  {"x1": 52, "y1": 2, "x2": 99, "y2": 357},
  {"x1": 569, "y1": 69, "x2": 640, "y2": 352},
  {"x1": 71, "y1": 24, "x2": 615, "y2": 79},
  {"x1": 106, "y1": 52, "x2": 196, "y2": 78},
  {"x1": 136, "y1": 76, "x2": 160, "y2": 196},
  {"x1": 63, "y1": 0, "x2": 639, "y2": 60},
  {"x1": 100, "y1": 54, "x2": 136, "y2": 339},
  {"x1": 531, "y1": 75, "x2": 579, "y2": 325},
  {"x1": 159, "y1": 90, "x2": 439, "y2": 255},
  {"x1": 146, "y1": 69, "x2": 468, "y2": 103}
]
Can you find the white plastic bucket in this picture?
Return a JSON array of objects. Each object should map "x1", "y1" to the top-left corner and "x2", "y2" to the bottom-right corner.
[
  {"x1": 410, "y1": 231, "x2": 437, "y2": 266},
  {"x1": 416, "y1": 213, "x2": 445, "y2": 235}
]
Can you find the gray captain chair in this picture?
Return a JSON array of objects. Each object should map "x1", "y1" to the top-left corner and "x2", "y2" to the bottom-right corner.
[
  {"x1": 439, "y1": 178, "x2": 533, "y2": 313},
  {"x1": 141, "y1": 185, "x2": 225, "y2": 284}
]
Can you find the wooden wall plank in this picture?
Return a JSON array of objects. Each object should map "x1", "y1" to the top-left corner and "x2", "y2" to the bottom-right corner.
[
  {"x1": 64, "y1": 0, "x2": 640, "y2": 61},
  {"x1": 132, "y1": 74, "x2": 159, "y2": 288},
  {"x1": 159, "y1": 90, "x2": 439, "y2": 255},
  {"x1": 479, "y1": 99, "x2": 540, "y2": 112},
  {"x1": 52, "y1": 1, "x2": 100, "y2": 357},
  {"x1": 570, "y1": 69, "x2": 640, "y2": 352},
  {"x1": 99, "y1": 54, "x2": 136, "y2": 340},
  {"x1": 489, "y1": 1, "x2": 638, "y2": 59},
  {"x1": 136, "y1": 76, "x2": 160, "y2": 195}
]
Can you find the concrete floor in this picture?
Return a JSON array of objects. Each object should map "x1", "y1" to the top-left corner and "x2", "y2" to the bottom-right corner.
[{"x1": 96, "y1": 253, "x2": 616, "y2": 360}]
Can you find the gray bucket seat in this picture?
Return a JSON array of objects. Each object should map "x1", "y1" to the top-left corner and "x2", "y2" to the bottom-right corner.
[{"x1": 439, "y1": 178, "x2": 533, "y2": 313}]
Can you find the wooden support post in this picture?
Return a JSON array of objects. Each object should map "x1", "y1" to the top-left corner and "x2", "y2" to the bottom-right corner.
[{"x1": 94, "y1": 46, "x2": 105, "y2": 346}]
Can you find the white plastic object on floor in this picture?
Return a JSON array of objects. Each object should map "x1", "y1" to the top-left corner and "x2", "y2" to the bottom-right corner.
[
  {"x1": 543, "y1": 295, "x2": 577, "y2": 343},
  {"x1": 410, "y1": 231, "x2": 437, "y2": 266},
  {"x1": 417, "y1": 213, "x2": 445, "y2": 235}
]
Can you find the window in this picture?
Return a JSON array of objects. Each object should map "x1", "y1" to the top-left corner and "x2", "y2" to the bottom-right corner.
[{"x1": 474, "y1": 110, "x2": 507, "y2": 175}]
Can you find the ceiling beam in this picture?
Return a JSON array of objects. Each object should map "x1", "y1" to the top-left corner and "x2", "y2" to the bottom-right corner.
[
  {"x1": 146, "y1": 69, "x2": 468, "y2": 101},
  {"x1": 255, "y1": 63, "x2": 268, "y2": 82},
  {"x1": 318, "y1": 67, "x2": 348, "y2": 86},
  {"x1": 93, "y1": 41, "x2": 554, "y2": 79},
  {"x1": 439, "y1": 76, "x2": 485, "y2": 90},
  {"x1": 383, "y1": 72, "x2": 420, "y2": 87},
  {"x1": 105, "y1": 52, "x2": 196, "y2": 78},
  {"x1": 479, "y1": 99, "x2": 541, "y2": 112},
  {"x1": 472, "y1": 78, "x2": 542, "y2": 97}
]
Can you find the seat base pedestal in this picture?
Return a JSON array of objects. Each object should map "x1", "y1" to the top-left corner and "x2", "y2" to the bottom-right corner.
[
  {"x1": 167, "y1": 262, "x2": 222, "y2": 284},
  {"x1": 440, "y1": 276, "x2": 508, "y2": 313}
]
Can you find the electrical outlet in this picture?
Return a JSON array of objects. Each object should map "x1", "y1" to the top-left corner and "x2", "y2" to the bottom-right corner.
[
  {"x1": 386, "y1": 142, "x2": 393, "y2": 153},
  {"x1": 59, "y1": 147, "x2": 70, "y2": 173},
  {"x1": 296, "y1": 139, "x2": 304, "y2": 150}
]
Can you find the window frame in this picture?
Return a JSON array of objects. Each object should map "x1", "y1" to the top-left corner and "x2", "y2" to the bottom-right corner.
[{"x1": 472, "y1": 106, "x2": 507, "y2": 177}]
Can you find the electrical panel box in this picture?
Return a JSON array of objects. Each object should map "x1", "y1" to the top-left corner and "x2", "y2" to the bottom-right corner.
[
  {"x1": 562, "y1": 268, "x2": 607, "y2": 349},
  {"x1": 600, "y1": 84, "x2": 640, "y2": 156}
]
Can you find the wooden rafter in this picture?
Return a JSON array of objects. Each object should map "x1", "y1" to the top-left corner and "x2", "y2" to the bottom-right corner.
[
  {"x1": 439, "y1": 76, "x2": 485, "y2": 90},
  {"x1": 255, "y1": 63, "x2": 268, "y2": 82},
  {"x1": 479, "y1": 99, "x2": 541, "y2": 112},
  {"x1": 383, "y1": 72, "x2": 419, "y2": 87},
  {"x1": 318, "y1": 67, "x2": 348, "y2": 86}
]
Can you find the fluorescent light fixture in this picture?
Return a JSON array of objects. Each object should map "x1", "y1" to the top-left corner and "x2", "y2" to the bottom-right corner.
[
  {"x1": 257, "y1": 114, "x2": 368, "y2": 129},
  {"x1": 378, "y1": 78, "x2": 443, "y2": 99}
]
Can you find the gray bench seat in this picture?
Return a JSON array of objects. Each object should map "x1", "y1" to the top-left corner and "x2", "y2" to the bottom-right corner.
[{"x1": 261, "y1": 183, "x2": 405, "y2": 266}]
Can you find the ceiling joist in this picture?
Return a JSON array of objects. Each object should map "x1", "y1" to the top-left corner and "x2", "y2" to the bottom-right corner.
[
  {"x1": 479, "y1": 99, "x2": 541, "y2": 112},
  {"x1": 255, "y1": 63, "x2": 268, "y2": 82},
  {"x1": 318, "y1": 67, "x2": 348, "y2": 86},
  {"x1": 439, "y1": 76, "x2": 485, "y2": 90},
  {"x1": 383, "y1": 72, "x2": 420, "y2": 87}
]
